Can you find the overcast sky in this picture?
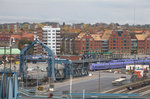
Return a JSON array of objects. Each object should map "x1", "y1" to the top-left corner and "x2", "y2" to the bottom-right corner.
[{"x1": 0, "y1": 0, "x2": 150, "y2": 24}]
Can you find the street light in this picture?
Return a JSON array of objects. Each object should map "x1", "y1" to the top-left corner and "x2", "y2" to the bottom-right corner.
[
  {"x1": 9, "y1": 37, "x2": 15, "y2": 76},
  {"x1": 70, "y1": 68, "x2": 72, "y2": 99},
  {"x1": 3, "y1": 46, "x2": 6, "y2": 99},
  {"x1": 70, "y1": 39, "x2": 72, "y2": 54},
  {"x1": 99, "y1": 70, "x2": 101, "y2": 92}
]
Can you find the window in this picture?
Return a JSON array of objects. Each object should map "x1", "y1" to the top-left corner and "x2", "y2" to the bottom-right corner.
[
  {"x1": 42, "y1": 30, "x2": 47, "y2": 32},
  {"x1": 56, "y1": 30, "x2": 60, "y2": 32},
  {"x1": 53, "y1": 30, "x2": 55, "y2": 32},
  {"x1": 117, "y1": 31, "x2": 123, "y2": 37}
]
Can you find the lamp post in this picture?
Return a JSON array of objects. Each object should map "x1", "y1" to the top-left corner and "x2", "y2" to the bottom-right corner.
[
  {"x1": 70, "y1": 69, "x2": 72, "y2": 99},
  {"x1": 99, "y1": 70, "x2": 101, "y2": 92},
  {"x1": 3, "y1": 46, "x2": 6, "y2": 99},
  {"x1": 70, "y1": 39, "x2": 72, "y2": 54},
  {"x1": 9, "y1": 37, "x2": 15, "y2": 76}
]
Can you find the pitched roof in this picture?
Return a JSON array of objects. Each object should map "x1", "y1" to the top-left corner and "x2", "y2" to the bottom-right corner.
[
  {"x1": 102, "y1": 30, "x2": 112, "y2": 39},
  {"x1": 75, "y1": 33, "x2": 86, "y2": 40},
  {"x1": 91, "y1": 34, "x2": 101, "y2": 41},
  {"x1": 11, "y1": 33, "x2": 34, "y2": 41},
  {"x1": 135, "y1": 31, "x2": 143, "y2": 33},
  {"x1": 135, "y1": 32, "x2": 150, "y2": 40}
]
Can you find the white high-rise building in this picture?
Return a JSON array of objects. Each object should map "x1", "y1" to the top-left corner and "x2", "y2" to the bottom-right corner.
[{"x1": 42, "y1": 26, "x2": 61, "y2": 55}]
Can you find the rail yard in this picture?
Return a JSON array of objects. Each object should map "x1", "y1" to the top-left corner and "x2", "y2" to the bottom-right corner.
[
  {"x1": 1, "y1": 38, "x2": 150, "y2": 99},
  {"x1": 103, "y1": 79, "x2": 150, "y2": 97}
]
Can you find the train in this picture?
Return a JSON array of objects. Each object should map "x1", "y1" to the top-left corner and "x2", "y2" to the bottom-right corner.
[{"x1": 90, "y1": 58, "x2": 150, "y2": 70}]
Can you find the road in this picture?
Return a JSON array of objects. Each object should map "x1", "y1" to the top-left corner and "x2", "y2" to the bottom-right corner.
[
  {"x1": 54, "y1": 71, "x2": 131, "y2": 93},
  {"x1": 21, "y1": 71, "x2": 131, "y2": 98}
]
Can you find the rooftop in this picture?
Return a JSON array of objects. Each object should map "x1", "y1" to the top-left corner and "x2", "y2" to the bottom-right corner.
[
  {"x1": 91, "y1": 34, "x2": 101, "y2": 41},
  {"x1": 75, "y1": 33, "x2": 86, "y2": 41},
  {"x1": 0, "y1": 48, "x2": 20, "y2": 55},
  {"x1": 135, "y1": 32, "x2": 150, "y2": 40},
  {"x1": 102, "y1": 30, "x2": 112, "y2": 40}
]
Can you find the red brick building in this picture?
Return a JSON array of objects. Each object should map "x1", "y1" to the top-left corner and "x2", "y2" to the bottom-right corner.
[
  {"x1": 34, "y1": 27, "x2": 43, "y2": 54},
  {"x1": 108, "y1": 29, "x2": 131, "y2": 54},
  {"x1": 135, "y1": 32, "x2": 149, "y2": 54},
  {"x1": 74, "y1": 33, "x2": 101, "y2": 54},
  {"x1": 145, "y1": 34, "x2": 150, "y2": 54},
  {"x1": 0, "y1": 34, "x2": 10, "y2": 47}
]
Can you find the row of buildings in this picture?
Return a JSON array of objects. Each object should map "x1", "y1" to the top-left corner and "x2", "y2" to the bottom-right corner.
[
  {"x1": 1, "y1": 25, "x2": 150, "y2": 55},
  {"x1": 73, "y1": 30, "x2": 150, "y2": 55}
]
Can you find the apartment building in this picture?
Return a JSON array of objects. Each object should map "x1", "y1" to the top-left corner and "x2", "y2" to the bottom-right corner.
[
  {"x1": 0, "y1": 35, "x2": 10, "y2": 47},
  {"x1": 101, "y1": 30, "x2": 112, "y2": 52},
  {"x1": 135, "y1": 32, "x2": 150, "y2": 54},
  {"x1": 108, "y1": 29, "x2": 131, "y2": 54},
  {"x1": 35, "y1": 26, "x2": 61, "y2": 55},
  {"x1": 74, "y1": 33, "x2": 101, "y2": 54}
]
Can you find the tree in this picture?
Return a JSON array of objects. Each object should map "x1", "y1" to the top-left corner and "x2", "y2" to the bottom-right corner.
[
  {"x1": 37, "y1": 23, "x2": 43, "y2": 28},
  {"x1": 18, "y1": 38, "x2": 33, "y2": 55},
  {"x1": 22, "y1": 24, "x2": 28, "y2": 31}
]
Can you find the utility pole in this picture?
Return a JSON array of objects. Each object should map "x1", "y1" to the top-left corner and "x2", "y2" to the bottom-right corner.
[
  {"x1": 99, "y1": 70, "x2": 101, "y2": 92},
  {"x1": 9, "y1": 37, "x2": 15, "y2": 77},
  {"x1": 70, "y1": 73, "x2": 72, "y2": 99},
  {"x1": 3, "y1": 46, "x2": 6, "y2": 99},
  {"x1": 83, "y1": 89, "x2": 85, "y2": 99},
  {"x1": 10, "y1": 45, "x2": 12, "y2": 76}
]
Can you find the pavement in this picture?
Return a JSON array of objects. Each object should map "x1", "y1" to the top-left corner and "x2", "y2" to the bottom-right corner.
[
  {"x1": 21, "y1": 71, "x2": 131, "y2": 99},
  {"x1": 54, "y1": 71, "x2": 131, "y2": 93}
]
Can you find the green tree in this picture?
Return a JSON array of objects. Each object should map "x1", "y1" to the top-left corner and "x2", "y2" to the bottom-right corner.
[{"x1": 18, "y1": 38, "x2": 33, "y2": 55}]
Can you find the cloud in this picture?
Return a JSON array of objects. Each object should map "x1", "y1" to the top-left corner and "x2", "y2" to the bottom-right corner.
[{"x1": 0, "y1": 0, "x2": 150, "y2": 24}]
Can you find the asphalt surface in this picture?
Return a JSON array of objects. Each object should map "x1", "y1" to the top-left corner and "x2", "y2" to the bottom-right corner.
[
  {"x1": 21, "y1": 71, "x2": 131, "y2": 99},
  {"x1": 54, "y1": 72, "x2": 131, "y2": 93}
]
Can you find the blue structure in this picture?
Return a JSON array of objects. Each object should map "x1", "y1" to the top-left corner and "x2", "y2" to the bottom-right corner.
[
  {"x1": 90, "y1": 58, "x2": 150, "y2": 70},
  {"x1": 0, "y1": 73, "x2": 21, "y2": 99},
  {"x1": 19, "y1": 38, "x2": 72, "y2": 81}
]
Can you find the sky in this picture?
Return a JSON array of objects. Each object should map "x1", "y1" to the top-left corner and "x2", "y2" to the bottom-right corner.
[{"x1": 0, "y1": 0, "x2": 150, "y2": 25}]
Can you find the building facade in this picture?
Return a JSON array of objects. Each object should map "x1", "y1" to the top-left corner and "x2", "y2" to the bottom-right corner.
[
  {"x1": 74, "y1": 33, "x2": 101, "y2": 54},
  {"x1": 60, "y1": 33, "x2": 78, "y2": 55},
  {"x1": 135, "y1": 32, "x2": 149, "y2": 54},
  {"x1": 145, "y1": 34, "x2": 150, "y2": 54},
  {"x1": 0, "y1": 35, "x2": 10, "y2": 47},
  {"x1": 108, "y1": 30, "x2": 131, "y2": 54},
  {"x1": 35, "y1": 26, "x2": 61, "y2": 55}
]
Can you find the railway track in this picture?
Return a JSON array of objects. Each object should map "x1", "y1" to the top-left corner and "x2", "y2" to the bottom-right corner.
[{"x1": 103, "y1": 79, "x2": 150, "y2": 96}]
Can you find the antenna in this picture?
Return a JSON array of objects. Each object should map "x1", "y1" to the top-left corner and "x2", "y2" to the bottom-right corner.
[{"x1": 134, "y1": 8, "x2": 135, "y2": 27}]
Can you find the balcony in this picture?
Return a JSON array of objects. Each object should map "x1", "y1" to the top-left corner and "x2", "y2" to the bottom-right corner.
[
  {"x1": 102, "y1": 48, "x2": 108, "y2": 50},
  {"x1": 102, "y1": 45, "x2": 108, "y2": 47},
  {"x1": 131, "y1": 39, "x2": 137, "y2": 41}
]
